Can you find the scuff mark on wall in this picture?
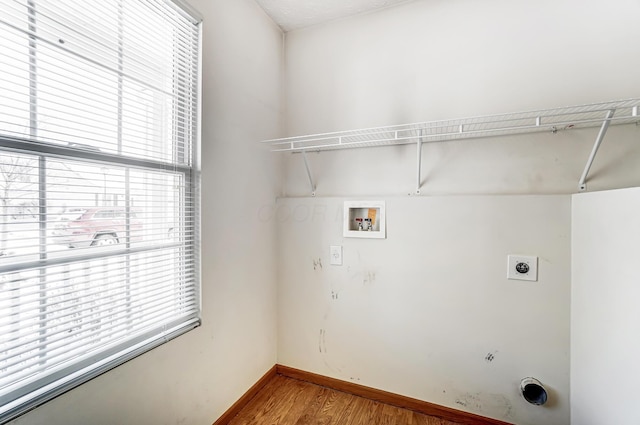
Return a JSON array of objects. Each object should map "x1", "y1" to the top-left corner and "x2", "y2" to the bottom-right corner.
[
  {"x1": 485, "y1": 351, "x2": 498, "y2": 363},
  {"x1": 331, "y1": 290, "x2": 339, "y2": 300},
  {"x1": 321, "y1": 329, "x2": 327, "y2": 354},
  {"x1": 313, "y1": 258, "x2": 323, "y2": 270},
  {"x1": 454, "y1": 392, "x2": 514, "y2": 420},
  {"x1": 319, "y1": 329, "x2": 327, "y2": 353},
  {"x1": 318, "y1": 327, "x2": 342, "y2": 373},
  {"x1": 455, "y1": 393, "x2": 482, "y2": 410},
  {"x1": 363, "y1": 271, "x2": 376, "y2": 285}
]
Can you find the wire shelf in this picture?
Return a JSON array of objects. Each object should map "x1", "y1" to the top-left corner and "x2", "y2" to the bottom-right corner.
[{"x1": 263, "y1": 98, "x2": 640, "y2": 152}]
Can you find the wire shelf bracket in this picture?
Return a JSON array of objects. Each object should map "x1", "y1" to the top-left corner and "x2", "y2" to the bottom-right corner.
[
  {"x1": 578, "y1": 109, "x2": 615, "y2": 191},
  {"x1": 302, "y1": 151, "x2": 316, "y2": 197},
  {"x1": 263, "y1": 99, "x2": 640, "y2": 195},
  {"x1": 416, "y1": 129, "x2": 423, "y2": 195}
]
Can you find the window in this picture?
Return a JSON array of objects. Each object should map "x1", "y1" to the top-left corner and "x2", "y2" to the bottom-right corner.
[{"x1": 0, "y1": 0, "x2": 201, "y2": 421}]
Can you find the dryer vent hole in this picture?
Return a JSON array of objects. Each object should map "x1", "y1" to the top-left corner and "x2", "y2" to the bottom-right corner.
[{"x1": 521, "y1": 378, "x2": 548, "y2": 406}]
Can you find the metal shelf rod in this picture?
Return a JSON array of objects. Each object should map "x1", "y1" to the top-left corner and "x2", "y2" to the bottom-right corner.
[
  {"x1": 264, "y1": 99, "x2": 639, "y2": 151},
  {"x1": 272, "y1": 114, "x2": 636, "y2": 152},
  {"x1": 268, "y1": 99, "x2": 640, "y2": 195},
  {"x1": 270, "y1": 115, "x2": 638, "y2": 152}
]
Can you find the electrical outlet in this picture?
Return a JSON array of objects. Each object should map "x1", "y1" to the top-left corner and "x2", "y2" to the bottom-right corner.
[
  {"x1": 507, "y1": 255, "x2": 538, "y2": 281},
  {"x1": 330, "y1": 245, "x2": 342, "y2": 266}
]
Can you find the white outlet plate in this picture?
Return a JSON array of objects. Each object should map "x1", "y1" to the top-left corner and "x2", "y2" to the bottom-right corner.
[
  {"x1": 507, "y1": 255, "x2": 538, "y2": 281},
  {"x1": 330, "y1": 245, "x2": 343, "y2": 266}
]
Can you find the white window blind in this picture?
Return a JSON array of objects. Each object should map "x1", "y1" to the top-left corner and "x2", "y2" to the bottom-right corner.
[{"x1": 0, "y1": 0, "x2": 201, "y2": 421}]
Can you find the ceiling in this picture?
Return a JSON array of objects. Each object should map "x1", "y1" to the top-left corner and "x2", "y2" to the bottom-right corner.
[{"x1": 254, "y1": 0, "x2": 413, "y2": 32}]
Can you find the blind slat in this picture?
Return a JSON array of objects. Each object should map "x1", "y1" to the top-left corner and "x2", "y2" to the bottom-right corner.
[
  {"x1": 0, "y1": 263, "x2": 197, "y2": 323},
  {"x1": 1, "y1": 310, "x2": 199, "y2": 394},
  {"x1": 0, "y1": 290, "x2": 198, "y2": 373}
]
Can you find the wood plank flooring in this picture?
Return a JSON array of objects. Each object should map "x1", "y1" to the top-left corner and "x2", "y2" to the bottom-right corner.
[{"x1": 228, "y1": 375, "x2": 463, "y2": 425}]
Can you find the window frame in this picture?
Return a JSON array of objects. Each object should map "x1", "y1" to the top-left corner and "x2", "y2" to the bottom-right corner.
[{"x1": 0, "y1": 1, "x2": 202, "y2": 422}]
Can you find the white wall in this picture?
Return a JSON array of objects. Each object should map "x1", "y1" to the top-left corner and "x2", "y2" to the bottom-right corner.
[
  {"x1": 283, "y1": 0, "x2": 640, "y2": 197},
  {"x1": 277, "y1": 1, "x2": 640, "y2": 425},
  {"x1": 277, "y1": 195, "x2": 571, "y2": 425},
  {"x1": 10, "y1": 1, "x2": 283, "y2": 424},
  {"x1": 571, "y1": 188, "x2": 640, "y2": 425}
]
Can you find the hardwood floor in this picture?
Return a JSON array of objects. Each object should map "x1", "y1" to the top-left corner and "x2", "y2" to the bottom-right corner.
[{"x1": 228, "y1": 375, "x2": 463, "y2": 425}]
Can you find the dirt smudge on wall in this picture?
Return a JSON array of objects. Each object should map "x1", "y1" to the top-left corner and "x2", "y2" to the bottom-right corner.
[
  {"x1": 363, "y1": 271, "x2": 376, "y2": 285},
  {"x1": 454, "y1": 392, "x2": 514, "y2": 420},
  {"x1": 484, "y1": 351, "x2": 498, "y2": 363},
  {"x1": 313, "y1": 258, "x2": 323, "y2": 270},
  {"x1": 318, "y1": 329, "x2": 327, "y2": 353}
]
